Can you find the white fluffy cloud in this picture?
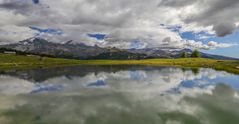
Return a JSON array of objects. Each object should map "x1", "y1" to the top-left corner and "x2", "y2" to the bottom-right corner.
[
  {"x1": 208, "y1": 41, "x2": 236, "y2": 49},
  {"x1": 0, "y1": 0, "x2": 238, "y2": 49}
]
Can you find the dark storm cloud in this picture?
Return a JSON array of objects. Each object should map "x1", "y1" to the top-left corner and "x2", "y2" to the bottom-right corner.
[
  {"x1": 184, "y1": 0, "x2": 239, "y2": 24},
  {"x1": 213, "y1": 22, "x2": 236, "y2": 37},
  {"x1": 0, "y1": 0, "x2": 38, "y2": 15},
  {"x1": 160, "y1": 0, "x2": 239, "y2": 37},
  {"x1": 187, "y1": 0, "x2": 239, "y2": 36},
  {"x1": 0, "y1": 1, "x2": 30, "y2": 10}
]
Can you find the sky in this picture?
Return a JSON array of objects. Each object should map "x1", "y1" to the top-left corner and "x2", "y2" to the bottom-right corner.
[{"x1": 0, "y1": 0, "x2": 239, "y2": 58}]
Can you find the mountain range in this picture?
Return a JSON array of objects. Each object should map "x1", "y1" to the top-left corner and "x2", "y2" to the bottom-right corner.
[{"x1": 0, "y1": 38, "x2": 237, "y2": 60}]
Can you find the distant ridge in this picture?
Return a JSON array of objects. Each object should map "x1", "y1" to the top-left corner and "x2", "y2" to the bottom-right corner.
[{"x1": 0, "y1": 38, "x2": 237, "y2": 60}]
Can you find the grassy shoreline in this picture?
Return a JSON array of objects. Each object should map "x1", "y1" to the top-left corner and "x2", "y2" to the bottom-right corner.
[
  {"x1": 0, "y1": 54, "x2": 239, "y2": 74},
  {"x1": 78, "y1": 59, "x2": 239, "y2": 74}
]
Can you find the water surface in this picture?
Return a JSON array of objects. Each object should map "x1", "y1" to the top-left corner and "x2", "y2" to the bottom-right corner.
[{"x1": 0, "y1": 65, "x2": 239, "y2": 124}]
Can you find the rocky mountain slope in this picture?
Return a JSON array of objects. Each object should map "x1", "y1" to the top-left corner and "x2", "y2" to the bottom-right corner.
[{"x1": 0, "y1": 38, "x2": 237, "y2": 60}]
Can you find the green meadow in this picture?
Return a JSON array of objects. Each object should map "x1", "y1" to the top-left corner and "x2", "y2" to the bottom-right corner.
[{"x1": 0, "y1": 53, "x2": 239, "y2": 74}]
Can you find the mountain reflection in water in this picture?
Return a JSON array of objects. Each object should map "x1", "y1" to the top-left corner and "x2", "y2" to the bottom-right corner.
[{"x1": 0, "y1": 65, "x2": 239, "y2": 124}]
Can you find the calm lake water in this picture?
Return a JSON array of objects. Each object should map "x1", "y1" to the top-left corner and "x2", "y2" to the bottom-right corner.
[{"x1": 0, "y1": 65, "x2": 239, "y2": 124}]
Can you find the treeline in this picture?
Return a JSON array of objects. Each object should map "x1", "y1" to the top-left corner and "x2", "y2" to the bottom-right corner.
[
  {"x1": 181, "y1": 50, "x2": 201, "y2": 58},
  {"x1": 87, "y1": 51, "x2": 149, "y2": 60}
]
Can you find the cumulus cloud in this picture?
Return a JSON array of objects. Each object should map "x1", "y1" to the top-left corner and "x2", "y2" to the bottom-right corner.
[
  {"x1": 159, "y1": 0, "x2": 196, "y2": 8},
  {"x1": 207, "y1": 41, "x2": 236, "y2": 49},
  {"x1": 101, "y1": 28, "x2": 183, "y2": 48},
  {"x1": 161, "y1": 0, "x2": 239, "y2": 37},
  {"x1": 184, "y1": 40, "x2": 210, "y2": 50},
  {"x1": 212, "y1": 22, "x2": 236, "y2": 37},
  {"x1": 0, "y1": 0, "x2": 238, "y2": 49}
]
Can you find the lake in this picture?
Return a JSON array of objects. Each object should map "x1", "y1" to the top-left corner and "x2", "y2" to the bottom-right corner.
[{"x1": 0, "y1": 65, "x2": 239, "y2": 124}]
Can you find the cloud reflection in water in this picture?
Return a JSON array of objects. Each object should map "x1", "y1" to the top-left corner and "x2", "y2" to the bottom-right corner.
[{"x1": 0, "y1": 66, "x2": 239, "y2": 124}]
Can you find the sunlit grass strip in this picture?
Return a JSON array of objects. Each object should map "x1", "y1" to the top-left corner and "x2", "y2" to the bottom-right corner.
[
  {"x1": 0, "y1": 54, "x2": 238, "y2": 74},
  {"x1": 77, "y1": 58, "x2": 239, "y2": 74}
]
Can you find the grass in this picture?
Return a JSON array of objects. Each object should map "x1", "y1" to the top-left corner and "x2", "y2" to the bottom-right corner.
[
  {"x1": 0, "y1": 54, "x2": 82, "y2": 69},
  {"x1": 78, "y1": 58, "x2": 239, "y2": 74},
  {"x1": 0, "y1": 54, "x2": 239, "y2": 74}
]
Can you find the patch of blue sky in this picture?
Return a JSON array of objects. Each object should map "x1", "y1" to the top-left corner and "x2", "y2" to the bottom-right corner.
[
  {"x1": 88, "y1": 34, "x2": 106, "y2": 40},
  {"x1": 180, "y1": 31, "x2": 197, "y2": 40},
  {"x1": 180, "y1": 31, "x2": 214, "y2": 41},
  {"x1": 29, "y1": 26, "x2": 63, "y2": 35},
  {"x1": 202, "y1": 30, "x2": 239, "y2": 58}
]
